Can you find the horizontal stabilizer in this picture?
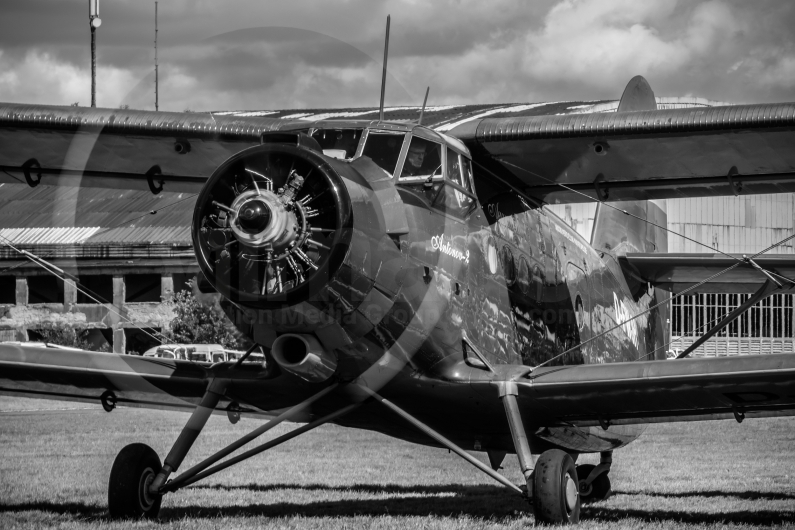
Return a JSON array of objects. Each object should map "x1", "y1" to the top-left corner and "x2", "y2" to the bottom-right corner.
[{"x1": 623, "y1": 253, "x2": 795, "y2": 294}]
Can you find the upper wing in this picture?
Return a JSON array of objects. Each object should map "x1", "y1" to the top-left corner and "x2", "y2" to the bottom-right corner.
[
  {"x1": 623, "y1": 253, "x2": 795, "y2": 293},
  {"x1": 517, "y1": 354, "x2": 795, "y2": 426},
  {"x1": 450, "y1": 102, "x2": 795, "y2": 205},
  {"x1": 0, "y1": 103, "x2": 301, "y2": 193}
]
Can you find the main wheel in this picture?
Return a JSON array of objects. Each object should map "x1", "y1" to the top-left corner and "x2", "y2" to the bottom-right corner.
[
  {"x1": 108, "y1": 443, "x2": 162, "y2": 519},
  {"x1": 576, "y1": 463, "x2": 611, "y2": 504},
  {"x1": 533, "y1": 449, "x2": 580, "y2": 524}
]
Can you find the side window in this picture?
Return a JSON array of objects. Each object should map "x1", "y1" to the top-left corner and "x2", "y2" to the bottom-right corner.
[
  {"x1": 445, "y1": 149, "x2": 472, "y2": 192},
  {"x1": 399, "y1": 137, "x2": 442, "y2": 181},
  {"x1": 461, "y1": 157, "x2": 474, "y2": 192},
  {"x1": 361, "y1": 131, "x2": 406, "y2": 176}
]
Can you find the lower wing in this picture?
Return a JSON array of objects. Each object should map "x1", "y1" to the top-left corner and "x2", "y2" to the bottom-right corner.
[
  {"x1": 517, "y1": 354, "x2": 795, "y2": 426},
  {"x1": 0, "y1": 343, "x2": 274, "y2": 417}
]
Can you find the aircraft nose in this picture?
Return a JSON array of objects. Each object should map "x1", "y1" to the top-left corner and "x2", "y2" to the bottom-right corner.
[{"x1": 193, "y1": 143, "x2": 352, "y2": 306}]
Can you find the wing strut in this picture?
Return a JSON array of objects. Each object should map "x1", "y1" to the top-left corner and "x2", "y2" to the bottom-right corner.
[
  {"x1": 160, "y1": 382, "x2": 341, "y2": 494},
  {"x1": 360, "y1": 386, "x2": 524, "y2": 495}
]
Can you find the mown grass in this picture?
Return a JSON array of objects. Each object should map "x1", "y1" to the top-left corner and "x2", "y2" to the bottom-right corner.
[{"x1": 0, "y1": 395, "x2": 793, "y2": 529}]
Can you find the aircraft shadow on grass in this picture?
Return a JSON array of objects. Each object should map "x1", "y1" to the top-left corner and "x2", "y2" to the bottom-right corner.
[{"x1": 2, "y1": 485, "x2": 794, "y2": 524}]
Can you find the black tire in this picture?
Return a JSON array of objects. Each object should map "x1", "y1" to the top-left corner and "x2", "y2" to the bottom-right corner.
[
  {"x1": 533, "y1": 449, "x2": 580, "y2": 524},
  {"x1": 576, "y1": 463, "x2": 612, "y2": 504},
  {"x1": 108, "y1": 443, "x2": 162, "y2": 519}
]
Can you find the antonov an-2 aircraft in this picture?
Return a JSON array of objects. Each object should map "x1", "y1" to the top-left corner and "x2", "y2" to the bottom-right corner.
[{"x1": 1, "y1": 75, "x2": 795, "y2": 524}]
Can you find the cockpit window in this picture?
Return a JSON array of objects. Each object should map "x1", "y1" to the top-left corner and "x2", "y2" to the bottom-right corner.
[
  {"x1": 361, "y1": 131, "x2": 406, "y2": 176},
  {"x1": 445, "y1": 148, "x2": 473, "y2": 192},
  {"x1": 311, "y1": 128, "x2": 362, "y2": 159},
  {"x1": 399, "y1": 136, "x2": 442, "y2": 181}
]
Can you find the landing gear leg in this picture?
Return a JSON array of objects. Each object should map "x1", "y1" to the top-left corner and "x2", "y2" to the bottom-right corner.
[
  {"x1": 577, "y1": 451, "x2": 612, "y2": 504},
  {"x1": 107, "y1": 378, "x2": 228, "y2": 520},
  {"x1": 498, "y1": 382, "x2": 535, "y2": 495}
]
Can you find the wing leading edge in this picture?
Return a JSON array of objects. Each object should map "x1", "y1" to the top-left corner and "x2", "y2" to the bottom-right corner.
[{"x1": 451, "y1": 101, "x2": 795, "y2": 205}]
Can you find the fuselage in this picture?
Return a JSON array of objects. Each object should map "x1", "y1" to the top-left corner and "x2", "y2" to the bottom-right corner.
[{"x1": 204, "y1": 120, "x2": 667, "y2": 455}]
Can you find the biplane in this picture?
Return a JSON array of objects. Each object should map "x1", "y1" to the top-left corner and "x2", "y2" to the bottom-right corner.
[{"x1": 1, "y1": 69, "x2": 795, "y2": 524}]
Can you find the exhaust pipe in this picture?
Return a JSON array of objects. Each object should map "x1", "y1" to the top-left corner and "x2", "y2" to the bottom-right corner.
[{"x1": 271, "y1": 334, "x2": 337, "y2": 382}]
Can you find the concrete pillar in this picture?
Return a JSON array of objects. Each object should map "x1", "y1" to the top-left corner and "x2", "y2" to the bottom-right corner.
[
  {"x1": 64, "y1": 278, "x2": 77, "y2": 306},
  {"x1": 161, "y1": 274, "x2": 174, "y2": 302},
  {"x1": 112, "y1": 276, "x2": 125, "y2": 354},
  {"x1": 113, "y1": 328, "x2": 126, "y2": 354},
  {"x1": 15, "y1": 277, "x2": 27, "y2": 306},
  {"x1": 113, "y1": 276, "x2": 125, "y2": 307}
]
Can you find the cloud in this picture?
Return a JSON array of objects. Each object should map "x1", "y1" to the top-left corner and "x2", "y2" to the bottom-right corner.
[
  {"x1": 0, "y1": 50, "x2": 140, "y2": 108},
  {"x1": 1, "y1": 0, "x2": 794, "y2": 110}
]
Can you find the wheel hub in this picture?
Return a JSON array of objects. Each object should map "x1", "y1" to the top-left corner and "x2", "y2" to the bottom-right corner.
[
  {"x1": 564, "y1": 474, "x2": 579, "y2": 511},
  {"x1": 139, "y1": 467, "x2": 157, "y2": 510}
]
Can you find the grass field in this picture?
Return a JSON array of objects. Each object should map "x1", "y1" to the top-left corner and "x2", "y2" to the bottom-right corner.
[{"x1": 1, "y1": 395, "x2": 794, "y2": 529}]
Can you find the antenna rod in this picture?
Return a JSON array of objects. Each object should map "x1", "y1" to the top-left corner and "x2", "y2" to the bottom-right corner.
[
  {"x1": 154, "y1": 1, "x2": 159, "y2": 111},
  {"x1": 418, "y1": 86, "x2": 430, "y2": 125},
  {"x1": 378, "y1": 15, "x2": 390, "y2": 123}
]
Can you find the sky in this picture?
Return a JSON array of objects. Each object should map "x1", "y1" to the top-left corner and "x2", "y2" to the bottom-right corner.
[{"x1": 1, "y1": 0, "x2": 794, "y2": 112}]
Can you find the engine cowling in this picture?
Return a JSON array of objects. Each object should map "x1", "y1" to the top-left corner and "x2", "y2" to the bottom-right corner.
[{"x1": 193, "y1": 143, "x2": 352, "y2": 307}]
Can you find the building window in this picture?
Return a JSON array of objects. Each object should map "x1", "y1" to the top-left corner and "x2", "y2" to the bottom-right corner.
[
  {"x1": 172, "y1": 273, "x2": 195, "y2": 295},
  {"x1": 124, "y1": 327, "x2": 161, "y2": 355},
  {"x1": 28, "y1": 276, "x2": 64, "y2": 304},
  {"x1": 0, "y1": 276, "x2": 15, "y2": 304},
  {"x1": 76, "y1": 275, "x2": 113, "y2": 304},
  {"x1": 125, "y1": 274, "x2": 161, "y2": 303}
]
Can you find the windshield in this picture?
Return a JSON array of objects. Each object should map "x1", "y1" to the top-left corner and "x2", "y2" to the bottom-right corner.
[
  {"x1": 361, "y1": 131, "x2": 406, "y2": 176},
  {"x1": 399, "y1": 136, "x2": 442, "y2": 181}
]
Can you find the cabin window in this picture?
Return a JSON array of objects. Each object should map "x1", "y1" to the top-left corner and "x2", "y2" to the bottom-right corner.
[
  {"x1": 399, "y1": 136, "x2": 442, "y2": 181},
  {"x1": 517, "y1": 257, "x2": 530, "y2": 295},
  {"x1": 500, "y1": 246, "x2": 516, "y2": 286},
  {"x1": 361, "y1": 131, "x2": 406, "y2": 177},
  {"x1": 311, "y1": 128, "x2": 362, "y2": 159}
]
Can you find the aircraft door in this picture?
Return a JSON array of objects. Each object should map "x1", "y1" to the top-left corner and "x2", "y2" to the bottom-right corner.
[{"x1": 565, "y1": 263, "x2": 592, "y2": 362}]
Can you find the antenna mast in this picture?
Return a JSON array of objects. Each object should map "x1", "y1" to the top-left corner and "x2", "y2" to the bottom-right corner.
[
  {"x1": 154, "y1": 1, "x2": 159, "y2": 111},
  {"x1": 378, "y1": 15, "x2": 390, "y2": 123},
  {"x1": 418, "y1": 86, "x2": 430, "y2": 125}
]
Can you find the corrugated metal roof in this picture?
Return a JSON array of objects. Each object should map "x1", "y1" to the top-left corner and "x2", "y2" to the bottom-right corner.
[
  {"x1": 0, "y1": 226, "x2": 101, "y2": 244},
  {"x1": 0, "y1": 183, "x2": 194, "y2": 247}
]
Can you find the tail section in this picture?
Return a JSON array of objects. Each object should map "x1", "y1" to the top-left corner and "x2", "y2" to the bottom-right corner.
[{"x1": 591, "y1": 200, "x2": 668, "y2": 256}]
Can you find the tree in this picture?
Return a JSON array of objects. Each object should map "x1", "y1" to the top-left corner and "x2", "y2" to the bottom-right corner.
[
  {"x1": 32, "y1": 325, "x2": 109, "y2": 351},
  {"x1": 165, "y1": 290, "x2": 250, "y2": 349}
]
